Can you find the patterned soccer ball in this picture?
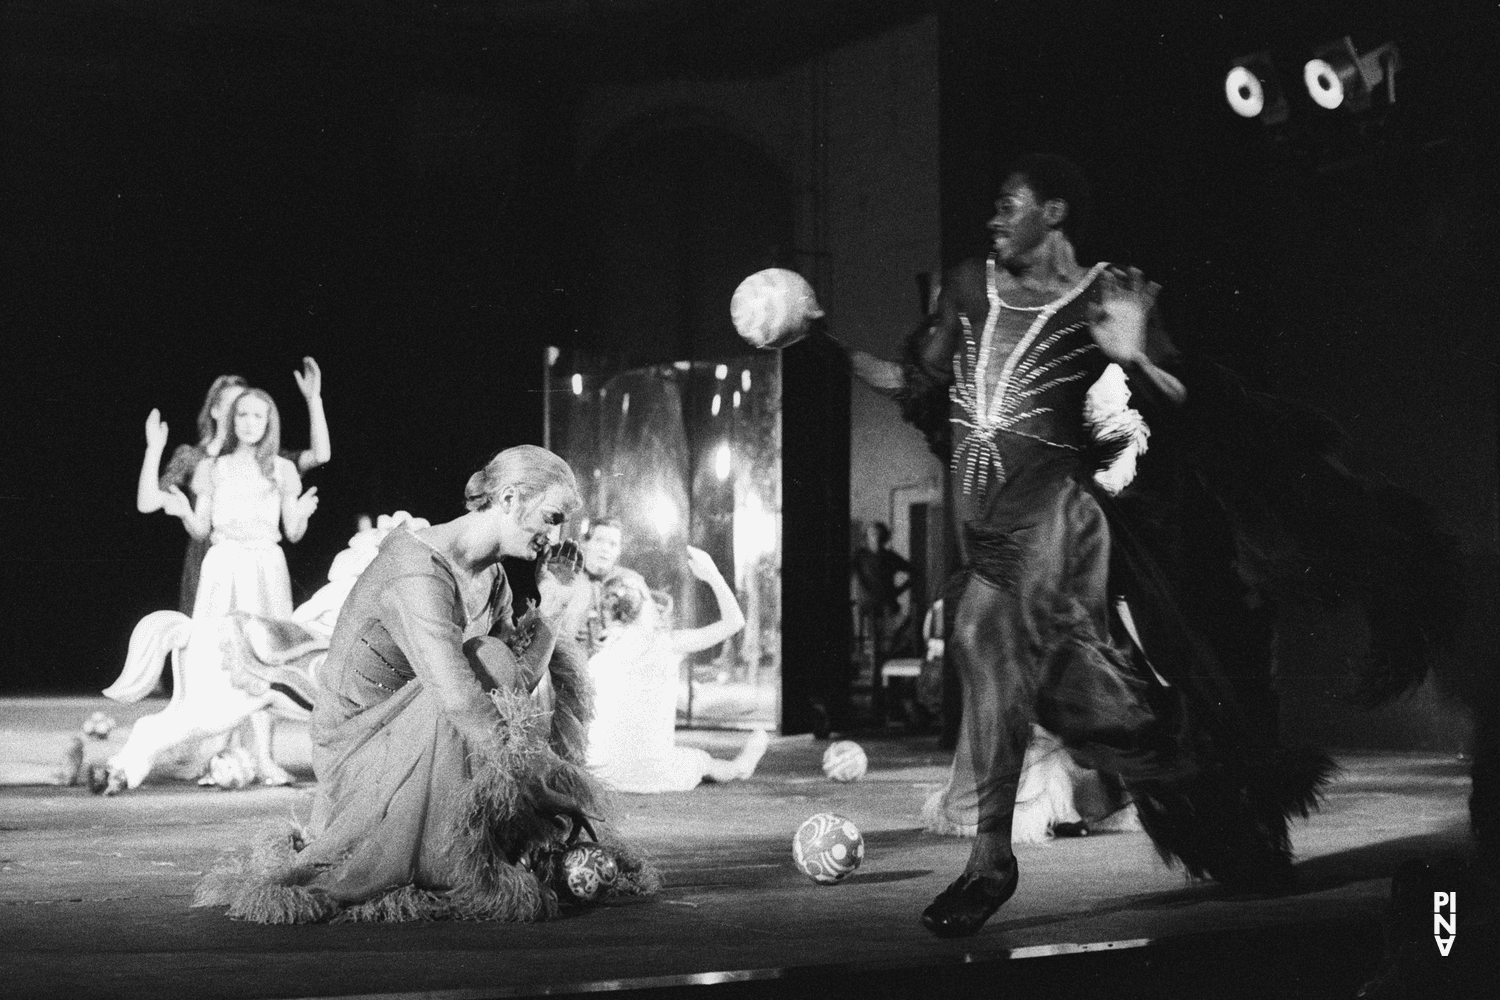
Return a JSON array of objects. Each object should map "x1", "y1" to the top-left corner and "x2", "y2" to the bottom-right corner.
[
  {"x1": 793, "y1": 813, "x2": 865, "y2": 885},
  {"x1": 81, "y1": 711, "x2": 117, "y2": 739},
  {"x1": 206, "y1": 747, "x2": 257, "y2": 790},
  {"x1": 730, "y1": 268, "x2": 824, "y2": 350},
  {"x1": 557, "y1": 843, "x2": 620, "y2": 905},
  {"x1": 822, "y1": 740, "x2": 868, "y2": 782}
]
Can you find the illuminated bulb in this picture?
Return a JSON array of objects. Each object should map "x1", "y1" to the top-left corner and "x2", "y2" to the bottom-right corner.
[
  {"x1": 570, "y1": 373, "x2": 583, "y2": 395},
  {"x1": 741, "y1": 370, "x2": 751, "y2": 391},
  {"x1": 733, "y1": 390, "x2": 741, "y2": 408},
  {"x1": 1224, "y1": 65, "x2": 1265, "y2": 118},
  {"x1": 1304, "y1": 58, "x2": 1345, "y2": 110},
  {"x1": 711, "y1": 393, "x2": 721, "y2": 416},
  {"x1": 715, "y1": 364, "x2": 728, "y2": 380},
  {"x1": 622, "y1": 392, "x2": 630, "y2": 414},
  {"x1": 714, "y1": 442, "x2": 731, "y2": 481}
]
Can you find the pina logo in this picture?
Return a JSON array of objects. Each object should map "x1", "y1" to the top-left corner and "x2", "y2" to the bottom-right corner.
[{"x1": 1433, "y1": 891, "x2": 1456, "y2": 956}]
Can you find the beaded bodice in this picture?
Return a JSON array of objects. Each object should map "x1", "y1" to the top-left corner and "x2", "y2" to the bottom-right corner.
[{"x1": 950, "y1": 258, "x2": 1110, "y2": 495}]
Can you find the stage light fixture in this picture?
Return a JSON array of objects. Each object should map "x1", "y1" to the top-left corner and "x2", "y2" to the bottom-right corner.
[
  {"x1": 1304, "y1": 37, "x2": 1400, "y2": 112},
  {"x1": 1224, "y1": 52, "x2": 1288, "y2": 125}
]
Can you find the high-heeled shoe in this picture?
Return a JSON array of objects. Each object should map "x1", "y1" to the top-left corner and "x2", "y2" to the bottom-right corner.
[{"x1": 920, "y1": 858, "x2": 1019, "y2": 938}]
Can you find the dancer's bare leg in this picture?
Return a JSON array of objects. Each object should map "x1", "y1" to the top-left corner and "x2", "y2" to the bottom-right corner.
[
  {"x1": 703, "y1": 728, "x2": 771, "y2": 782},
  {"x1": 249, "y1": 710, "x2": 295, "y2": 786}
]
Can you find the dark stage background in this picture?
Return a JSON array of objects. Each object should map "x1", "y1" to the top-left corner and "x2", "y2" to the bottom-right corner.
[{"x1": 3, "y1": 2, "x2": 1495, "y2": 750}]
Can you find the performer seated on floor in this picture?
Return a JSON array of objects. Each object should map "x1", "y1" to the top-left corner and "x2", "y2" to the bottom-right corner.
[
  {"x1": 194, "y1": 445, "x2": 656, "y2": 923},
  {"x1": 586, "y1": 546, "x2": 769, "y2": 793}
]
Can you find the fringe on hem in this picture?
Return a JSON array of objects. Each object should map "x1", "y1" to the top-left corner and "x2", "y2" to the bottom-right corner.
[{"x1": 197, "y1": 638, "x2": 658, "y2": 924}]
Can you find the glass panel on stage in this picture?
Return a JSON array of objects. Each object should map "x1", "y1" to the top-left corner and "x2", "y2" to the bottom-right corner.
[{"x1": 546, "y1": 352, "x2": 781, "y2": 731}]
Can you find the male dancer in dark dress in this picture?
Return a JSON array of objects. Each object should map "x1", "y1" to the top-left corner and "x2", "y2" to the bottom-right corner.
[{"x1": 898, "y1": 155, "x2": 1341, "y2": 938}]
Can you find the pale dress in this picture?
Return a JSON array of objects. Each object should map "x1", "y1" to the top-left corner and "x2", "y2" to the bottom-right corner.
[
  {"x1": 586, "y1": 627, "x2": 713, "y2": 793},
  {"x1": 192, "y1": 455, "x2": 300, "y2": 620}
]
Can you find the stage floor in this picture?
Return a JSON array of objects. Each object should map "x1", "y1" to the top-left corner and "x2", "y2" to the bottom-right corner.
[{"x1": 0, "y1": 697, "x2": 1481, "y2": 999}]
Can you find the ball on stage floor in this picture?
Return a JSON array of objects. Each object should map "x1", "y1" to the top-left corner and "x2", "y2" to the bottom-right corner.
[
  {"x1": 206, "y1": 746, "x2": 257, "y2": 790},
  {"x1": 793, "y1": 813, "x2": 865, "y2": 885},
  {"x1": 822, "y1": 740, "x2": 868, "y2": 782},
  {"x1": 81, "y1": 711, "x2": 117, "y2": 739},
  {"x1": 557, "y1": 843, "x2": 620, "y2": 906},
  {"x1": 730, "y1": 268, "x2": 824, "y2": 350}
]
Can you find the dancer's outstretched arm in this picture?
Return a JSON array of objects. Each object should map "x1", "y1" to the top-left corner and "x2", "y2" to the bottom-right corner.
[
  {"x1": 292, "y1": 356, "x2": 331, "y2": 472},
  {"x1": 1089, "y1": 267, "x2": 1186, "y2": 405},
  {"x1": 667, "y1": 546, "x2": 747, "y2": 657},
  {"x1": 135, "y1": 409, "x2": 171, "y2": 513}
]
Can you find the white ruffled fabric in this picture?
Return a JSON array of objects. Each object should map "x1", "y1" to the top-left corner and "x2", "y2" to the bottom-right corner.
[{"x1": 1084, "y1": 363, "x2": 1151, "y2": 496}]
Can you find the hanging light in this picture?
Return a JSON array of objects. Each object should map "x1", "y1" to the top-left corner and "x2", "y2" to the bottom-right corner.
[
  {"x1": 1224, "y1": 51, "x2": 1288, "y2": 125},
  {"x1": 570, "y1": 373, "x2": 583, "y2": 395},
  {"x1": 1304, "y1": 37, "x2": 1400, "y2": 112},
  {"x1": 714, "y1": 441, "x2": 731, "y2": 481}
]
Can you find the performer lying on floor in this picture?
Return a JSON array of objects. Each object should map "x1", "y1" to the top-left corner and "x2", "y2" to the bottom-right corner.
[
  {"x1": 194, "y1": 445, "x2": 656, "y2": 923},
  {"x1": 586, "y1": 545, "x2": 769, "y2": 793},
  {"x1": 100, "y1": 513, "x2": 427, "y2": 792}
]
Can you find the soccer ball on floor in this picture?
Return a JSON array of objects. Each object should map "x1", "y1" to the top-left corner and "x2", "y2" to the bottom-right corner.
[
  {"x1": 555, "y1": 843, "x2": 620, "y2": 906},
  {"x1": 821, "y1": 740, "x2": 868, "y2": 782},
  {"x1": 730, "y1": 268, "x2": 824, "y2": 350},
  {"x1": 81, "y1": 711, "x2": 117, "y2": 739},
  {"x1": 792, "y1": 813, "x2": 865, "y2": 885},
  {"x1": 203, "y1": 746, "x2": 257, "y2": 790}
]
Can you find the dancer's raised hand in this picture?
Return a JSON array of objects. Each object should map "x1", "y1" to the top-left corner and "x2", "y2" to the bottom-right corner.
[
  {"x1": 539, "y1": 539, "x2": 583, "y2": 586},
  {"x1": 1088, "y1": 267, "x2": 1160, "y2": 366},
  {"x1": 538, "y1": 547, "x2": 590, "y2": 633},
  {"x1": 684, "y1": 545, "x2": 723, "y2": 583},
  {"x1": 144, "y1": 409, "x2": 169, "y2": 451},
  {"x1": 293, "y1": 356, "x2": 322, "y2": 400}
]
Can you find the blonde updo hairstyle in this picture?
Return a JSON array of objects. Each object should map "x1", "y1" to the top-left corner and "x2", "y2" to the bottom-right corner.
[
  {"x1": 463, "y1": 444, "x2": 582, "y2": 518},
  {"x1": 601, "y1": 568, "x2": 675, "y2": 631}
]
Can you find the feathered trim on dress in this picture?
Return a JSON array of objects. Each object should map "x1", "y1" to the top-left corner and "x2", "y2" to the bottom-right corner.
[{"x1": 194, "y1": 637, "x2": 659, "y2": 923}]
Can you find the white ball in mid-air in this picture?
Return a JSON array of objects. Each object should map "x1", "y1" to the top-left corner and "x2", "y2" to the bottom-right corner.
[
  {"x1": 792, "y1": 813, "x2": 865, "y2": 885},
  {"x1": 730, "y1": 268, "x2": 824, "y2": 350},
  {"x1": 821, "y1": 740, "x2": 868, "y2": 782}
]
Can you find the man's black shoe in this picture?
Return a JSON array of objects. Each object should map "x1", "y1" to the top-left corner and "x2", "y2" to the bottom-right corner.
[{"x1": 920, "y1": 860, "x2": 1019, "y2": 938}]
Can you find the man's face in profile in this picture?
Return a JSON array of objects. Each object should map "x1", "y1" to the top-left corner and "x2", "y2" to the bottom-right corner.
[{"x1": 582, "y1": 524, "x2": 623, "y2": 579}]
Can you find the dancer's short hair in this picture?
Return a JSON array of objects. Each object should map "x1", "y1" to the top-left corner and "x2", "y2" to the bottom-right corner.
[
  {"x1": 465, "y1": 445, "x2": 582, "y2": 515},
  {"x1": 601, "y1": 568, "x2": 673, "y2": 628},
  {"x1": 196, "y1": 375, "x2": 249, "y2": 446},
  {"x1": 585, "y1": 516, "x2": 624, "y2": 540},
  {"x1": 1009, "y1": 153, "x2": 1092, "y2": 241}
]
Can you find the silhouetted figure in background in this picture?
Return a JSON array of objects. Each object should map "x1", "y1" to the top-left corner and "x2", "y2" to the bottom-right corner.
[{"x1": 852, "y1": 521, "x2": 910, "y2": 675}]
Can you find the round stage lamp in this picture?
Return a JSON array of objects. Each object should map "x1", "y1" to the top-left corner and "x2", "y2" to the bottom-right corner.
[
  {"x1": 1225, "y1": 65, "x2": 1266, "y2": 118},
  {"x1": 1304, "y1": 38, "x2": 1400, "y2": 113},
  {"x1": 1304, "y1": 55, "x2": 1352, "y2": 110},
  {"x1": 1223, "y1": 52, "x2": 1287, "y2": 125}
]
